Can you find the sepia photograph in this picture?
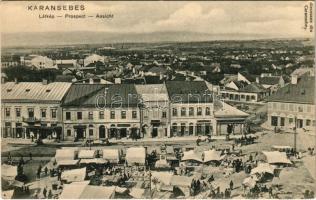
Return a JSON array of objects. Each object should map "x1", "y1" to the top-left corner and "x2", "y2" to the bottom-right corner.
[{"x1": 0, "y1": 1, "x2": 315, "y2": 199}]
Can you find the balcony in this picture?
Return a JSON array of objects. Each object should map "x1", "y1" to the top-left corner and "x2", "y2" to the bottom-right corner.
[{"x1": 22, "y1": 117, "x2": 41, "y2": 123}]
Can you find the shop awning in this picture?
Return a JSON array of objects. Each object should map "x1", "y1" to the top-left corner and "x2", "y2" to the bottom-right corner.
[
  {"x1": 79, "y1": 158, "x2": 107, "y2": 165},
  {"x1": 58, "y1": 160, "x2": 79, "y2": 166},
  {"x1": 78, "y1": 150, "x2": 96, "y2": 159},
  {"x1": 126, "y1": 147, "x2": 146, "y2": 165},
  {"x1": 181, "y1": 150, "x2": 203, "y2": 163}
]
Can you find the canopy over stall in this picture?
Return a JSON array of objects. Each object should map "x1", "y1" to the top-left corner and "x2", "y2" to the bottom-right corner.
[
  {"x1": 262, "y1": 151, "x2": 292, "y2": 165},
  {"x1": 129, "y1": 188, "x2": 146, "y2": 199},
  {"x1": 102, "y1": 149, "x2": 120, "y2": 163},
  {"x1": 251, "y1": 163, "x2": 276, "y2": 175},
  {"x1": 55, "y1": 149, "x2": 76, "y2": 161},
  {"x1": 79, "y1": 158, "x2": 107, "y2": 165},
  {"x1": 78, "y1": 150, "x2": 96, "y2": 159},
  {"x1": 203, "y1": 150, "x2": 224, "y2": 163},
  {"x1": 59, "y1": 181, "x2": 90, "y2": 199},
  {"x1": 57, "y1": 160, "x2": 79, "y2": 167},
  {"x1": 181, "y1": 150, "x2": 203, "y2": 163},
  {"x1": 61, "y1": 168, "x2": 86, "y2": 182},
  {"x1": 2, "y1": 164, "x2": 17, "y2": 181},
  {"x1": 80, "y1": 185, "x2": 116, "y2": 199},
  {"x1": 125, "y1": 147, "x2": 146, "y2": 165},
  {"x1": 242, "y1": 177, "x2": 257, "y2": 188}
]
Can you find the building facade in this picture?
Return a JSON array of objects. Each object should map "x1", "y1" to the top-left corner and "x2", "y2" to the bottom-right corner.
[
  {"x1": 267, "y1": 76, "x2": 315, "y2": 132},
  {"x1": 1, "y1": 81, "x2": 72, "y2": 139}
]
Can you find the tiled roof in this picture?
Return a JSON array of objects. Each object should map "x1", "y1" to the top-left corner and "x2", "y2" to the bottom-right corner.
[
  {"x1": 135, "y1": 84, "x2": 169, "y2": 101},
  {"x1": 62, "y1": 84, "x2": 140, "y2": 107},
  {"x1": 214, "y1": 100, "x2": 249, "y2": 118},
  {"x1": 258, "y1": 76, "x2": 280, "y2": 85},
  {"x1": 239, "y1": 71, "x2": 257, "y2": 82},
  {"x1": 268, "y1": 77, "x2": 315, "y2": 104},
  {"x1": 1, "y1": 82, "x2": 72, "y2": 103},
  {"x1": 239, "y1": 82, "x2": 268, "y2": 93},
  {"x1": 165, "y1": 81, "x2": 212, "y2": 103},
  {"x1": 62, "y1": 84, "x2": 106, "y2": 106},
  {"x1": 232, "y1": 80, "x2": 248, "y2": 89}
]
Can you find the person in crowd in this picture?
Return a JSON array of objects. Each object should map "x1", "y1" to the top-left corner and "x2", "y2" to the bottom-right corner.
[
  {"x1": 229, "y1": 180, "x2": 234, "y2": 190},
  {"x1": 196, "y1": 136, "x2": 201, "y2": 146},
  {"x1": 29, "y1": 152, "x2": 32, "y2": 161},
  {"x1": 43, "y1": 187, "x2": 47, "y2": 198},
  {"x1": 44, "y1": 166, "x2": 48, "y2": 176}
]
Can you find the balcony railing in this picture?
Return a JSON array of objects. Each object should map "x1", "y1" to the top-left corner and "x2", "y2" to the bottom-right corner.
[{"x1": 22, "y1": 117, "x2": 41, "y2": 123}]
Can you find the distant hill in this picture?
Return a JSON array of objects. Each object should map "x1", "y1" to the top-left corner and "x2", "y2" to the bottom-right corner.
[{"x1": 1, "y1": 31, "x2": 298, "y2": 47}]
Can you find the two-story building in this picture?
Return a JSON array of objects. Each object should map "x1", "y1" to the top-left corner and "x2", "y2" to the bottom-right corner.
[
  {"x1": 165, "y1": 81, "x2": 215, "y2": 137},
  {"x1": 61, "y1": 84, "x2": 141, "y2": 141},
  {"x1": 135, "y1": 84, "x2": 170, "y2": 138},
  {"x1": 1, "y1": 81, "x2": 71, "y2": 139},
  {"x1": 267, "y1": 76, "x2": 315, "y2": 132}
]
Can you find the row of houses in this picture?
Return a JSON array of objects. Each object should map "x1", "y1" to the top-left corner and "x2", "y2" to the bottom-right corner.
[
  {"x1": 1, "y1": 81, "x2": 250, "y2": 141},
  {"x1": 219, "y1": 72, "x2": 285, "y2": 103}
]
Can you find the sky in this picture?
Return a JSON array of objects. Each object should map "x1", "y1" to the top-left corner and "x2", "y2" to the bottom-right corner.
[{"x1": 1, "y1": 1, "x2": 314, "y2": 38}]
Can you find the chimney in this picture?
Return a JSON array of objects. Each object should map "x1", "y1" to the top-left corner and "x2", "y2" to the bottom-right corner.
[
  {"x1": 42, "y1": 79, "x2": 48, "y2": 85},
  {"x1": 291, "y1": 75, "x2": 298, "y2": 84},
  {"x1": 256, "y1": 77, "x2": 260, "y2": 83}
]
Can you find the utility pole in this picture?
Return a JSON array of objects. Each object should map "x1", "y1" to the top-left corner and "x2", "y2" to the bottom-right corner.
[{"x1": 294, "y1": 116, "x2": 297, "y2": 153}]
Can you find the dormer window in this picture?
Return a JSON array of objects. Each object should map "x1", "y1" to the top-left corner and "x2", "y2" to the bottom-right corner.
[
  {"x1": 6, "y1": 89, "x2": 12, "y2": 92},
  {"x1": 46, "y1": 89, "x2": 51, "y2": 93},
  {"x1": 25, "y1": 89, "x2": 30, "y2": 92}
]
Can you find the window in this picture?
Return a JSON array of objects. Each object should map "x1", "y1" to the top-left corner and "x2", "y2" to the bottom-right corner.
[
  {"x1": 298, "y1": 106, "x2": 303, "y2": 112},
  {"x1": 110, "y1": 111, "x2": 115, "y2": 119},
  {"x1": 41, "y1": 109, "x2": 47, "y2": 118},
  {"x1": 99, "y1": 111, "x2": 104, "y2": 119},
  {"x1": 189, "y1": 107, "x2": 194, "y2": 116},
  {"x1": 89, "y1": 129, "x2": 93, "y2": 136},
  {"x1": 307, "y1": 106, "x2": 311, "y2": 113},
  {"x1": 251, "y1": 95, "x2": 256, "y2": 100},
  {"x1": 306, "y1": 120, "x2": 311, "y2": 126},
  {"x1": 205, "y1": 107, "x2": 211, "y2": 115},
  {"x1": 51, "y1": 109, "x2": 57, "y2": 119},
  {"x1": 162, "y1": 111, "x2": 167, "y2": 118},
  {"x1": 172, "y1": 108, "x2": 178, "y2": 117},
  {"x1": 5, "y1": 108, "x2": 10, "y2": 117},
  {"x1": 77, "y1": 112, "x2": 82, "y2": 120},
  {"x1": 67, "y1": 130, "x2": 71, "y2": 136},
  {"x1": 28, "y1": 108, "x2": 34, "y2": 118},
  {"x1": 15, "y1": 108, "x2": 21, "y2": 117},
  {"x1": 88, "y1": 111, "x2": 93, "y2": 120},
  {"x1": 121, "y1": 111, "x2": 126, "y2": 119},
  {"x1": 289, "y1": 118, "x2": 294, "y2": 124},
  {"x1": 132, "y1": 111, "x2": 137, "y2": 119},
  {"x1": 289, "y1": 104, "x2": 294, "y2": 111},
  {"x1": 66, "y1": 112, "x2": 71, "y2": 120},
  {"x1": 280, "y1": 117, "x2": 285, "y2": 126},
  {"x1": 241, "y1": 95, "x2": 245, "y2": 99},
  {"x1": 181, "y1": 107, "x2": 186, "y2": 116},
  {"x1": 197, "y1": 107, "x2": 202, "y2": 116},
  {"x1": 271, "y1": 116, "x2": 278, "y2": 126}
]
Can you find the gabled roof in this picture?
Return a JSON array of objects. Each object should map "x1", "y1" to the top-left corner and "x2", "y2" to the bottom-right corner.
[
  {"x1": 239, "y1": 71, "x2": 257, "y2": 82},
  {"x1": 62, "y1": 84, "x2": 140, "y2": 107},
  {"x1": 239, "y1": 82, "x2": 268, "y2": 93},
  {"x1": 1, "y1": 82, "x2": 72, "y2": 103},
  {"x1": 214, "y1": 100, "x2": 249, "y2": 118},
  {"x1": 62, "y1": 84, "x2": 106, "y2": 106},
  {"x1": 165, "y1": 81, "x2": 212, "y2": 103},
  {"x1": 258, "y1": 76, "x2": 281, "y2": 85},
  {"x1": 268, "y1": 77, "x2": 315, "y2": 104},
  {"x1": 135, "y1": 84, "x2": 169, "y2": 102},
  {"x1": 232, "y1": 80, "x2": 248, "y2": 89}
]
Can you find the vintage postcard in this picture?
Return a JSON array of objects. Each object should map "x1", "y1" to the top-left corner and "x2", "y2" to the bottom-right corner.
[{"x1": 1, "y1": 1, "x2": 315, "y2": 199}]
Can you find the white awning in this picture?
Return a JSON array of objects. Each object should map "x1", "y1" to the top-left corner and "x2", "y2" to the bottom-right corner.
[
  {"x1": 78, "y1": 150, "x2": 96, "y2": 159},
  {"x1": 55, "y1": 149, "x2": 76, "y2": 161},
  {"x1": 2, "y1": 164, "x2": 17, "y2": 180},
  {"x1": 129, "y1": 188, "x2": 145, "y2": 199},
  {"x1": 61, "y1": 168, "x2": 86, "y2": 182},
  {"x1": 203, "y1": 150, "x2": 224, "y2": 163},
  {"x1": 251, "y1": 163, "x2": 276, "y2": 175},
  {"x1": 242, "y1": 177, "x2": 256, "y2": 188},
  {"x1": 57, "y1": 160, "x2": 79, "y2": 166},
  {"x1": 102, "y1": 149, "x2": 120, "y2": 163},
  {"x1": 262, "y1": 151, "x2": 292, "y2": 165},
  {"x1": 80, "y1": 185, "x2": 115, "y2": 199},
  {"x1": 170, "y1": 175, "x2": 193, "y2": 187},
  {"x1": 151, "y1": 171, "x2": 173, "y2": 185},
  {"x1": 181, "y1": 150, "x2": 203, "y2": 163},
  {"x1": 125, "y1": 147, "x2": 146, "y2": 165},
  {"x1": 79, "y1": 158, "x2": 107, "y2": 164},
  {"x1": 59, "y1": 181, "x2": 89, "y2": 199}
]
